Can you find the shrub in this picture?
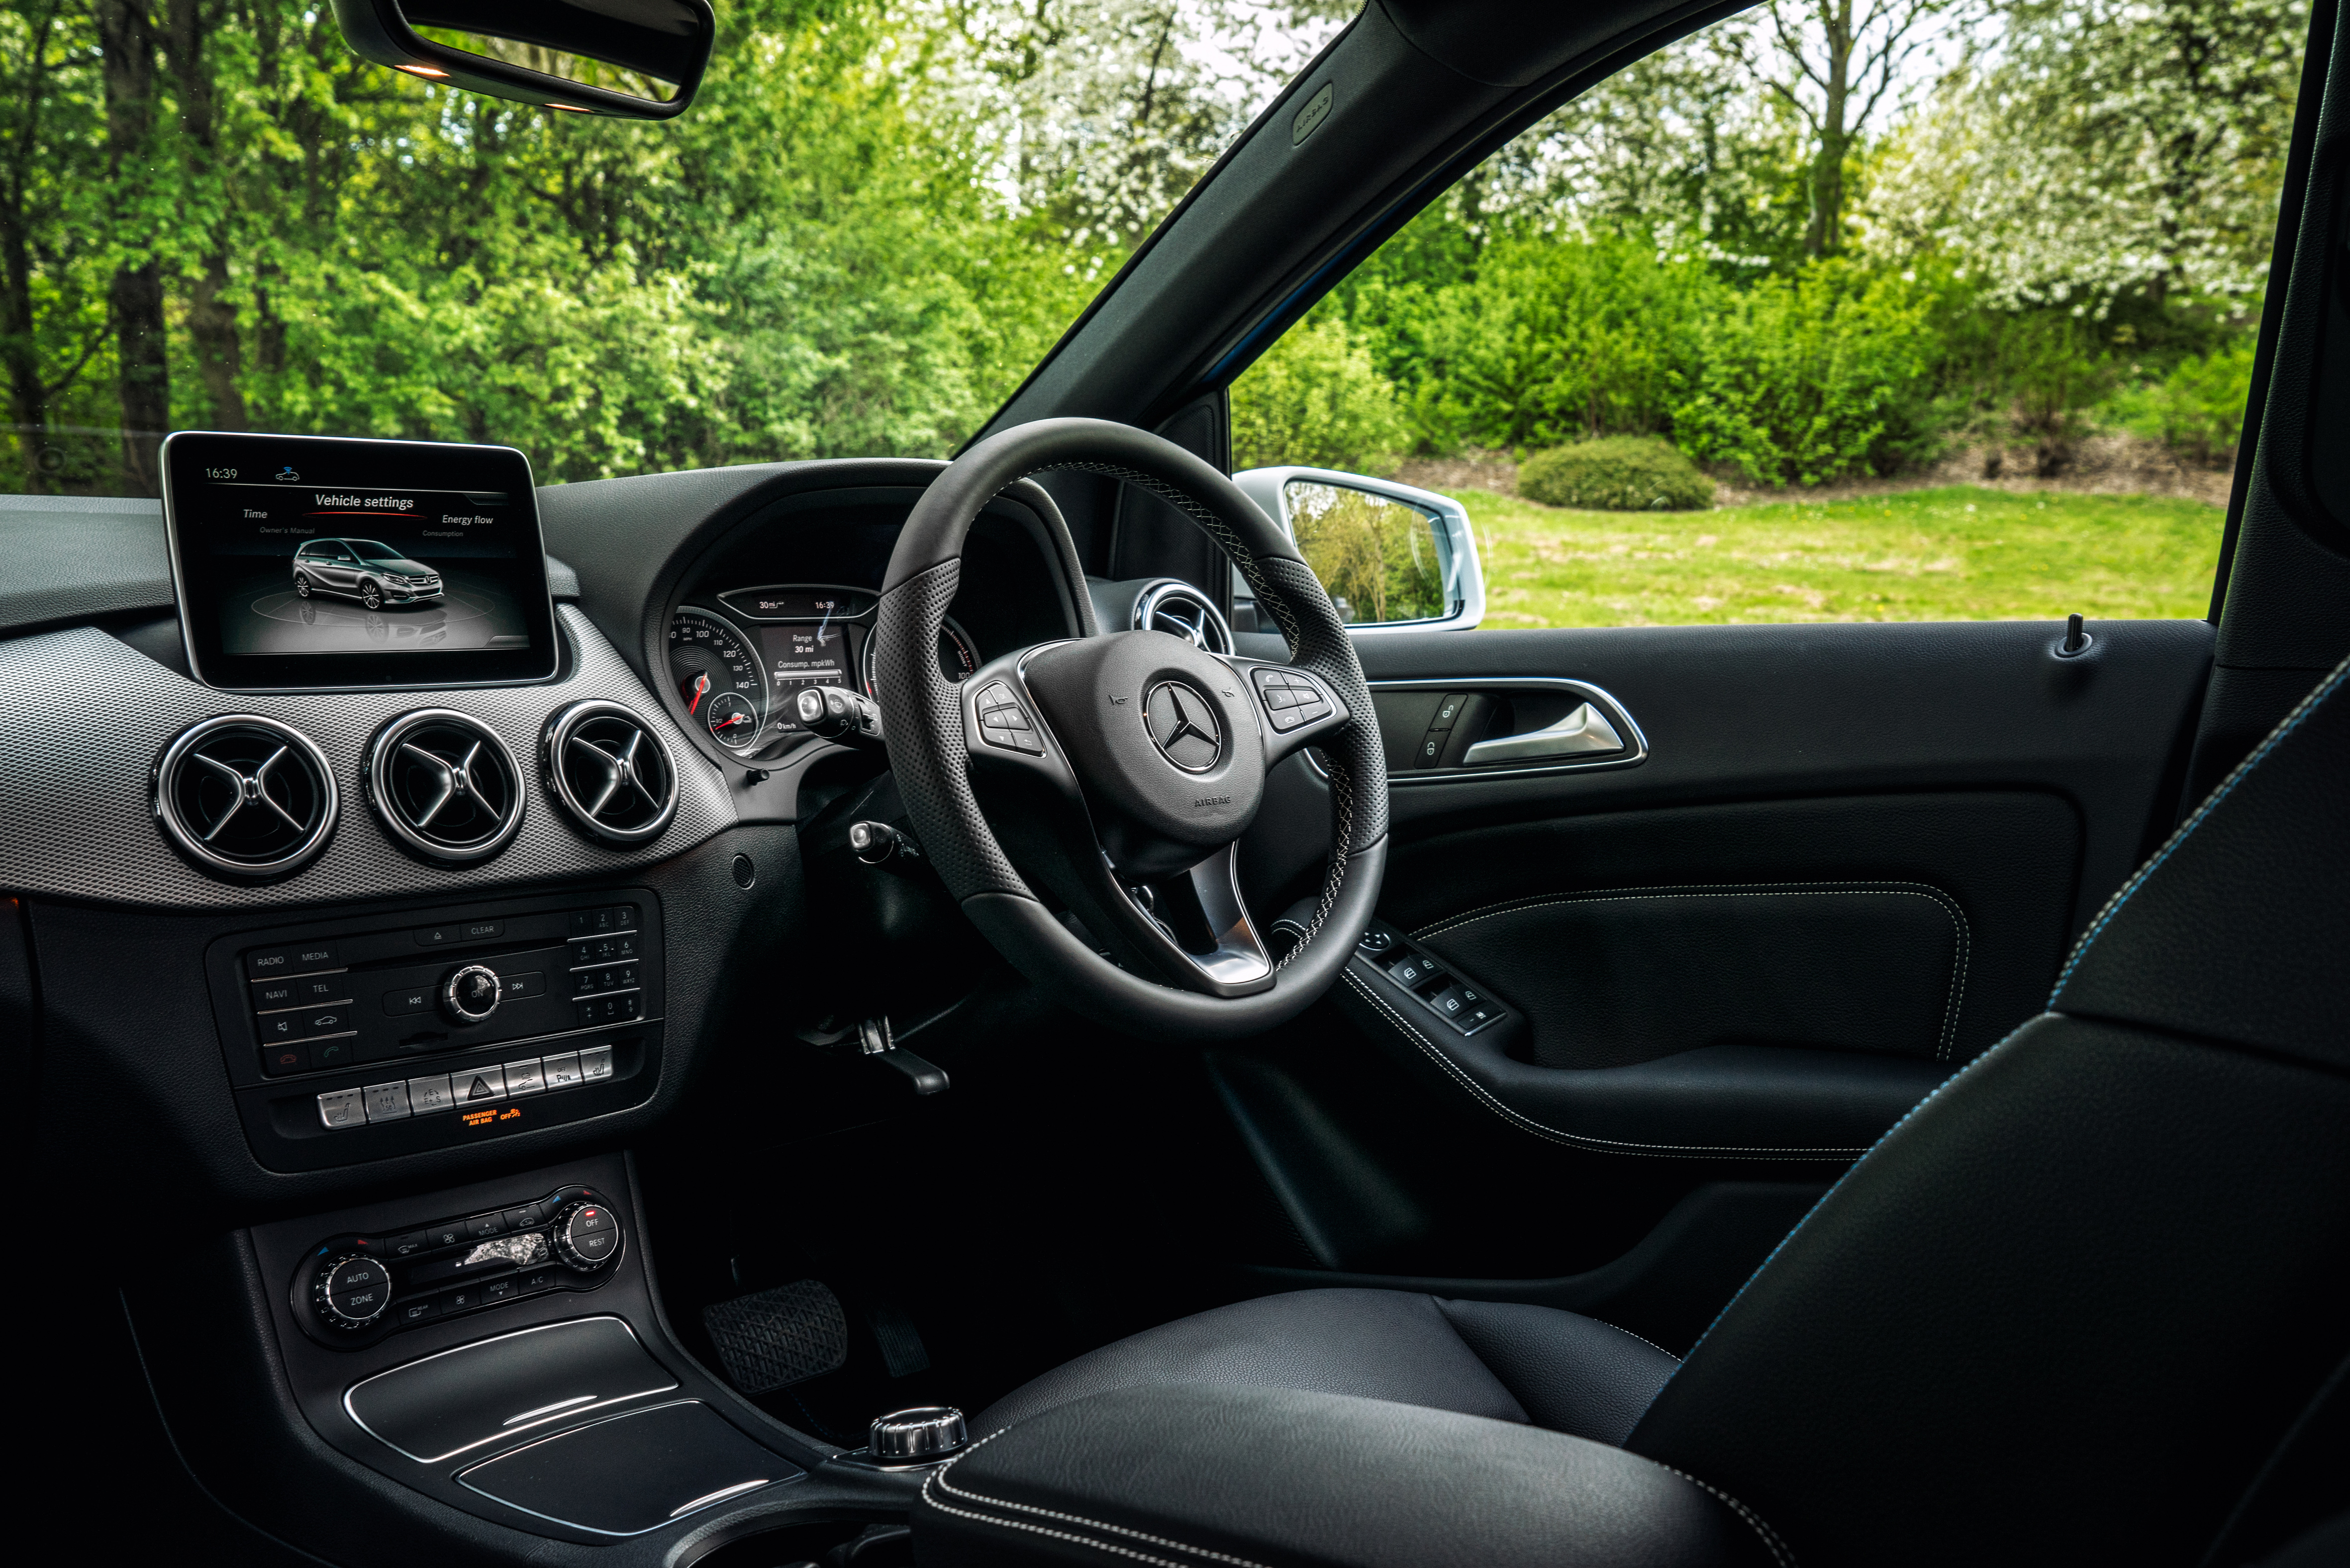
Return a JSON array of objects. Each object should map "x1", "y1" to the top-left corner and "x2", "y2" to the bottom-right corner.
[
  {"x1": 1519, "y1": 435, "x2": 1715, "y2": 510},
  {"x1": 1231, "y1": 311, "x2": 1410, "y2": 472},
  {"x1": 2108, "y1": 339, "x2": 2255, "y2": 466},
  {"x1": 1671, "y1": 259, "x2": 1940, "y2": 486}
]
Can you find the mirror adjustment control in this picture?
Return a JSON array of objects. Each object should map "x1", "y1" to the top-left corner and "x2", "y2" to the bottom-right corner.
[
  {"x1": 314, "y1": 1254, "x2": 392, "y2": 1330},
  {"x1": 441, "y1": 963, "x2": 502, "y2": 1025},
  {"x1": 550, "y1": 1200, "x2": 621, "y2": 1270}
]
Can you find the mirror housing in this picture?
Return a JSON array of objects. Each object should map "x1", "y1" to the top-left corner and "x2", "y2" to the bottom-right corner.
[
  {"x1": 1231, "y1": 466, "x2": 1486, "y2": 635},
  {"x1": 331, "y1": 0, "x2": 715, "y2": 119}
]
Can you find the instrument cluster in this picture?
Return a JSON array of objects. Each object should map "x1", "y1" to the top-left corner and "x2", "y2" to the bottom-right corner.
[{"x1": 666, "y1": 585, "x2": 977, "y2": 756}]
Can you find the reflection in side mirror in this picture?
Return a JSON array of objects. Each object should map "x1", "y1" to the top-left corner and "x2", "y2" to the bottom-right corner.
[
  {"x1": 331, "y1": 0, "x2": 716, "y2": 119},
  {"x1": 1230, "y1": 467, "x2": 1486, "y2": 635}
]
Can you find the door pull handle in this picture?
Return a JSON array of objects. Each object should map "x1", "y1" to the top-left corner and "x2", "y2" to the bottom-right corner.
[{"x1": 1460, "y1": 703, "x2": 1624, "y2": 765}]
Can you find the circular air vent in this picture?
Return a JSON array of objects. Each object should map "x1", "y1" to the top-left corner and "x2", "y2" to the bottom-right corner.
[
  {"x1": 542, "y1": 700, "x2": 680, "y2": 846},
  {"x1": 153, "y1": 716, "x2": 338, "y2": 879},
  {"x1": 1133, "y1": 579, "x2": 1234, "y2": 655},
  {"x1": 365, "y1": 710, "x2": 525, "y2": 865}
]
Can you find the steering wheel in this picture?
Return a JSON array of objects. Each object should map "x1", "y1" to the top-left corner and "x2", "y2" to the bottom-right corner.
[{"x1": 872, "y1": 418, "x2": 1389, "y2": 1040}]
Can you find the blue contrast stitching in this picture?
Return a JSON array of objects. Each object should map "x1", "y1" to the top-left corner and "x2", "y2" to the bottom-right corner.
[
  {"x1": 2048, "y1": 655, "x2": 2350, "y2": 1006},
  {"x1": 1633, "y1": 1015, "x2": 2043, "y2": 1420}
]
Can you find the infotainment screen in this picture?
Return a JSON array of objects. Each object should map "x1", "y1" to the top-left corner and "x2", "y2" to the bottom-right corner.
[{"x1": 163, "y1": 431, "x2": 559, "y2": 690}]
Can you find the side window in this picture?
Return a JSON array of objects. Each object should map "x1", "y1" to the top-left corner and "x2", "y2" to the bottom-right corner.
[{"x1": 1232, "y1": 3, "x2": 2300, "y2": 628}]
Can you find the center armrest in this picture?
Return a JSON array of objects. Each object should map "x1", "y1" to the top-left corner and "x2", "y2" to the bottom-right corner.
[{"x1": 911, "y1": 1383, "x2": 1785, "y2": 1568}]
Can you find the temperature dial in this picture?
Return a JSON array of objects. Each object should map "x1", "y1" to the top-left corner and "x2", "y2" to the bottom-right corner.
[
  {"x1": 550, "y1": 1199, "x2": 622, "y2": 1270},
  {"x1": 313, "y1": 1254, "x2": 392, "y2": 1331}
]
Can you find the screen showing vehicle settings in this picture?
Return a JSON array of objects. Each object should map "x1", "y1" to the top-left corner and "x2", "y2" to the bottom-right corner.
[{"x1": 164, "y1": 432, "x2": 559, "y2": 690}]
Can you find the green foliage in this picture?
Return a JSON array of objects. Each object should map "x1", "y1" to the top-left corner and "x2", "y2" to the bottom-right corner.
[
  {"x1": 1670, "y1": 260, "x2": 1940, "y2": 485},
  {"x1": 1518, "y1": 436, "x2": 1714, "y2": 511},
  {"x1": 2109, "y1": 341, "x2": 2257, "y2": 466},
  {"x1": 1414, "y1": 233, "x2": 1718, "y2": 453},
  {"x1": 1284, "y1": 482, "x2": 1449, "y2": 623},
  {"x1": 1229, "y1": 311, "x2": 1408, "y2": 473}
]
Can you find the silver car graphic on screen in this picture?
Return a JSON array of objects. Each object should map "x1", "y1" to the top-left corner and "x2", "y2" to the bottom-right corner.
[{"x1": 291, "y1": 538, "x2": 444, "y2": 610}]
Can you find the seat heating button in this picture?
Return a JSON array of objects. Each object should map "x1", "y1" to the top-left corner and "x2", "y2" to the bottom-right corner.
[
  {"x1": 317, "y1": 1089, "x2": 366, "y2": 1129},
  {"x1": 362, "y1": 1081, "x2": 412, "y2": 1122},
  {"x1": 407, "y1": 1074, "x2": 456, "y2": 1114},
  {"x1": 580, "y1": 1044, "x2": 615, "y2": 1083}
]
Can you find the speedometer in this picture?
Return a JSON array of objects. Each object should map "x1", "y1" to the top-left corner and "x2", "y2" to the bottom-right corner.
[{"x1": 669, "y1": 607, "x2": 769, "y2": 750}]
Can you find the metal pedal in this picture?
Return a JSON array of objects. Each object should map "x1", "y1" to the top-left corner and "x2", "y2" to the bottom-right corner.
[{"x1": 702, "y1": 1279, "x2": 850, "y2": 1395}]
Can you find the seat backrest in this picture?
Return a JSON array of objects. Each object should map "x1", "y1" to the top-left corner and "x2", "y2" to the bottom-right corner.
[{"x1": 1626, "y1": 657, "x2": 2350, "y2": 1567}]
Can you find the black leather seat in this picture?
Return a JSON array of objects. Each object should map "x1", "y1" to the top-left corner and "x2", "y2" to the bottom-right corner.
[{"x1": 957, "y1": 655, "x2": 2350, "y2": 1566}]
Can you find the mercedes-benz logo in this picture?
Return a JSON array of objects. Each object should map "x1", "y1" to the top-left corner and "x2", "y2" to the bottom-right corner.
[{"x1": 1144, "y1": 681, "x2": 1222, "y2": 773}]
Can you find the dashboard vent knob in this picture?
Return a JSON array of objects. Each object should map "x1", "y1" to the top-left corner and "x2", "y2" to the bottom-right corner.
[
  {"x1": 1132, "y1": 579, "x2": 1234, "y2": 655},
  {"x1": 365, "y1": 710, "x2": 526, "y2": 865},
  {"x1": 153, "y1": 715, "x2": 338, "y2": 879},
  {"x1": 542, "y1": 700, "x2": 680, "y2": 845}
]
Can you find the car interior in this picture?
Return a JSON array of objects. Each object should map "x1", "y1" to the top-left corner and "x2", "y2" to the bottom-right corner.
[{"x1": 12, "y1": 0, "x2": 2350, "y2": 1565}]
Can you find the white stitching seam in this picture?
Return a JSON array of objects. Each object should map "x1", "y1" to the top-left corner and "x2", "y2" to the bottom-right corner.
[
  {"x1": 1605, "y1": 1324, "x2": 1683, "y2": 1364},
  {"x1": 924, "y1": 1430, "x2": 1276, "y2": 1568},
  {"x1": 1413, "y1": 882, "x2": 1971, "y2": 1063},
  {"x1": 1653, "y1": 1464, "x2": 1799, "y2": 1568},
  {"x1": 1341, "y1": 971, "x2": 1874, "y2": 1158}
]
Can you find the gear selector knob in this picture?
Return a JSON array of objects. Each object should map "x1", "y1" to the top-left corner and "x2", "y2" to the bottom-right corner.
[{"x1": 870, "y1": 1405, "x2": 967, "y2": 1463}]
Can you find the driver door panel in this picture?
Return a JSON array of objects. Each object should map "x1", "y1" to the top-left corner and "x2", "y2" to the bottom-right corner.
[{"x1": 1221, "y1": 615, "x2": 2210, "y2": 1327}]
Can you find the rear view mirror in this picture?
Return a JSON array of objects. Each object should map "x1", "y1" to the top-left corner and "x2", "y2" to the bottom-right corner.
[
  {"x1": 331, "y1": 0, "x2": 716, "y2": 119},
  {"x1": 1230, "y1": 467, "x2": 1487, "y2": 635}
]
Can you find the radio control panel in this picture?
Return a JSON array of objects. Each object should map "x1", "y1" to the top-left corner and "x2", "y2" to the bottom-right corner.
[{"x1": 207, "y1": 889, "x2": 666, "y2": 1172}]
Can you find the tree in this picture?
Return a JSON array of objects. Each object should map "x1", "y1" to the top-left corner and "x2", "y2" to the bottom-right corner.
[
  {"x1": 1749, "y1": 0, "x2": 1961, "y2": 259},
  {"x1": 1861, "y1": 0, "x2": 2305, "y2": 316}
]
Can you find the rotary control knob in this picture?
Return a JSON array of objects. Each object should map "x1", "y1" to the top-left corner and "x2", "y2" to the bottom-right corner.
[
  {"x1": 442, "y1": 963, "x2": 501, "y2": 1025},
  {"x1": 870, "y1": 1406, "x2": 968, "y2": 1463},
  {"x1": 313, "y1": 1254, "x2": 392, "y2": 1331},
  {"x1": 550, "y1": 1199, "x2": 621, "y2": 1271}
]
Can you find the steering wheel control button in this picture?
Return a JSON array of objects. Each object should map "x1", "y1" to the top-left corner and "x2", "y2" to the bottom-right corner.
[
  {"x1": 441, "y1": 963, "x2": 502, "y2": 1025},
  {"x1": 974, "y1": 681, "x2": 1044, "y2": 755},
  {"x1": 870, "y1": 1406, "x2": 969, "y2": 1464},
  {"x1": 1250, "y1": 667, "x2": 1333, "y2": 732},
  {"x1": 317, "y1": 1088, "x2": 366, "y2": 1128},
  {"x1": 362, "y1": 1081, "x2": 412, "y2": 1122}
]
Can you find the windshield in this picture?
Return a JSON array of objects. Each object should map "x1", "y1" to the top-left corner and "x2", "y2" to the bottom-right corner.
[
  {"x1": 350, "y1": 542, "x2": 408, "y2": 562},
  {"x1": 10, "y1": 1, "x2": 1349, "y2": 500}
]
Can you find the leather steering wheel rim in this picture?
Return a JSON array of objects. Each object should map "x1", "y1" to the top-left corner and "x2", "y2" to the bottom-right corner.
[{"x1": 873, "y1": 417, "x2": 1389, "y2": 1041}]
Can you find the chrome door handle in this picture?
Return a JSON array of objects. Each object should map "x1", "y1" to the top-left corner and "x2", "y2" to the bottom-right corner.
[{"x1": 1461, "y1": 703, "x2": 1624, "y2": 765}]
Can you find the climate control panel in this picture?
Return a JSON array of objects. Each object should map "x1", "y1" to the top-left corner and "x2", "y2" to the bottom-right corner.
[{"x1": 293, "y1": 1183, "x2": 624, "y2": 1348}]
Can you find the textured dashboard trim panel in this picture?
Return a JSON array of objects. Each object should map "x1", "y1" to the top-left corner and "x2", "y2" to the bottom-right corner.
[{"x1": 0, "y1": 605, "x2": 735, "y2": 909}]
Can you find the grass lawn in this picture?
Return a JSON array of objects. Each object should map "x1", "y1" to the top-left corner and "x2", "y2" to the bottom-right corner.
[{"x1": 1455, "y1": 484, "x2": 2225, "y2": 628}]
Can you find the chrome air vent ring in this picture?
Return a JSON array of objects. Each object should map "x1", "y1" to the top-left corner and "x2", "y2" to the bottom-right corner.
[
  {"x1": 153, "y1": 715, "x2": 339, "y2": 880},
  {"x1": 542, "y1": 700, "x2": 680, "y2": 846},
  {"x1": 365, "y1": 710, "x2": 525, "y2": 865},
  {"x1": 1132, "y1": 578, "x2": 1234, "y2": 655}
]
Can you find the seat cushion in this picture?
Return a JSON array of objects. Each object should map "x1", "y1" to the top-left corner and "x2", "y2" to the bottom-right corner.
[{"x1": 974, "y1": 1288, "x2": 1678, "y2": 1446}]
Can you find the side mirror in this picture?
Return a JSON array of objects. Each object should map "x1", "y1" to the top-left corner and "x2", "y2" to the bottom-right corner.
[
  {"x1": 330, "y1": 0, "x2": 716, "y2": 119},
  {"x1": 1230, "y1": 467, "x2": 1486, "y2": 635}
]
